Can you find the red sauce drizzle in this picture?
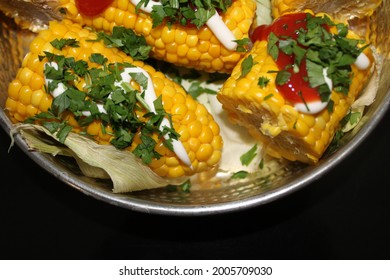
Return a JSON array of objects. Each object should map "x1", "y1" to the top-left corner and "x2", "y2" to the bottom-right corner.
[
  {"x1": 251, "y1": 13, "x2": 322, "y2": 104},
  {"x1": 75, "y1": 0, "x2": 114, "y2": 17}
]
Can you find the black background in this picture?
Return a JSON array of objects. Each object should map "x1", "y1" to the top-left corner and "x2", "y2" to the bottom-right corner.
[{"x1": 1, "y1": 109, "x2": 390, "y2": 260}]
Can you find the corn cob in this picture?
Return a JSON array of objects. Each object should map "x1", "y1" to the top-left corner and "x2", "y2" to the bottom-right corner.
[
  {"x1": 217, "y1": 12, "x2": 374, "y2": 164},
  {"x1": 5, "y1": 19, "x2": 223, "y2": 178},
  {"x1": 56, "y1": 0, "x2": 257, "y2": 73}
]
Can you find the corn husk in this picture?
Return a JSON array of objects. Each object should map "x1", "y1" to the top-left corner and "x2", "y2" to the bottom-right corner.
[{"x1": 11, "y1": 124, "x2": 187, "y2": 193}]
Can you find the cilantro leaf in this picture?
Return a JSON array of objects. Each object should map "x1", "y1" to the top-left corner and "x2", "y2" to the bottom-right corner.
[
  {"x1": 95, "y1": 27, "x2": 151, "y2": 61},
  {"x1": 146, "y1": 0, "x2": 233, "y2": 28},
  {"x1": 50, "y1": 38, "x2": 79, "y2": 50},
  {"x1": 240, "y1": 55, "x2": 256, "y2": 78},
  {"x1": 267, "y1": 32, "x2": 279, "y2": 61},
  {"x1": 89, "y1": 53, "x2": 108, "y2": 65},
  {"x1": 258, "y1": 76, "x2": 270, "y2": 88},
  {"x1": 306, "y1": 59, "x2": 326, "y2": 88},
  {"x1": 187, "y1": 81, "x2": 217, "y2": 99},
  {"x1": 231, "y1": 171, "x2": 249, "y2": 179},
  {"x1": 235, "y1": 37, "x2": 251, "y2": 52},
  {"x1": 132, "y1": 132, "x2": 161, "y2": 164},
  {"x1": 275, "y1": 69, "x2": 291, "y2": 86},
  {"x1": 240, "y1": 144, "x2": 258, "y2": 166}
]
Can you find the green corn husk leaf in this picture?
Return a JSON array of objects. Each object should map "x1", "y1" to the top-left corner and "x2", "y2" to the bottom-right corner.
[{"x1": 11, "y1": 124, "x2": 187, "y2": 193}]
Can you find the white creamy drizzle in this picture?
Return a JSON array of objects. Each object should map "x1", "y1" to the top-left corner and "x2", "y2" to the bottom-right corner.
[
  {"x1": 354, "y1": 52, "x2": 371, "y2": 70},
  {"x1": 44, "y1": 62, "x2": 192, "y2": 167},
  {"x1": 129, "y1": 0, "x2": 238, "y2": 51},
  {"x1": 294, "y1": 100, "x2": 328, "y2": 114},
  {"x1": 294, "y1": 53, "x2": 371, "y2": 114},
  {"x1": 117, "y1": 67, "x2": 192, "y2": 167},
  {"x1": 206, "y1": 13, "x2": 237, "y2": 51}
]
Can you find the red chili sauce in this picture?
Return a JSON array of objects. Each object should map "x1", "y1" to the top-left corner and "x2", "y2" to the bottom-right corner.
[
  {"x1": 251, "y1": 13, "x2": 324, "y2": 104},
  {"x1": 76, "y1": 0, "x2": 114, "y2": 17}
]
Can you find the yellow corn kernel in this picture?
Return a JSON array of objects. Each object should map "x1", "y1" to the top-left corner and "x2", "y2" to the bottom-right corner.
[
  {"x1": 6, "y1": 20, "x2": 222, "y2": 179},
  {"x1": 188, "y1": 137, "x2": 201, "y2": 152},
  {"x1": 196, "y1": 144, "x2": 213, "y2": 162},
  {"x1": 217, "y1": 16, "x2": 374, "y2": 164},
  {"x1": 58, "y1": 0, "x2": 257, "y2": 73},
  {"x1": 8, "y1": 80, "x2": 22, "y2": 100}
]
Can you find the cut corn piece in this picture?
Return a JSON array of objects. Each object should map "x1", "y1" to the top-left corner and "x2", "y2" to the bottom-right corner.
[
  {"x1": 5, "y1": 19, "x2": 223, "y2": 178},
  {"x1": 217, "y1": 12, "x2": 374, "y2": 164},
  {"x1": 57, "y1": 0, "x2": 257, "y2": 73}
]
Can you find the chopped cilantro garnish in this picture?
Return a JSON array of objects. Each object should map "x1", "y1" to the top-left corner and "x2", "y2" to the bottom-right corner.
[
  {"x1": 50, "y1": 38, "x2": 79, "y2": 50},
  {"x1": 263, "y1": 93, "x2": 273, "y2": 101},
  {"x1": 275, "y1": 69, "x2": 291, "y2": 86},
  {"x1": 267, "y1": 32, "x2": 279, "y2": 61},
  {"x1": 240, "y1": 55, "x2": 256, "y2": 78},
  {"x1": 306, "y1": 59, "x2": 327, "y2": 89},
  {"x1": 27, "y1": 42, "x2": 180, "y2": 165},
  {"x1": 166, "y1": 179, "x2": 191, "y2": 192},
  {"x1": 95, "y1": 26, "x2": 151, "y2": 61},
  {"x1": 235, "y1": 38, "x2": 251, "y2": 52},
  {"x1": 89, "y1": 53, "x2": 108, "y2": 65},
  {"x1": 231, "y1": 170, "x2": 248, "y2": 179},
  {"x1": 140, "y1": 0, "x2": 233, "y2": 29},
  {"x1": 240, "y1": 144, "x2": 258, "y2": 166},
  {"x1": 258, "y1": 76, "x2": 270, "y2": 88},
  {"x1": 327, "y1": 99, "x2": 334, "y2": 113},
  {"x1": 181, "y1": 180, "x2": 192, "y2": 192},
  {"x1": 25, "y1": 111, "x2": 73, "y2": 144},
  {"x1": 187, "y1": 81, "x2": 217, "y2": 99}
]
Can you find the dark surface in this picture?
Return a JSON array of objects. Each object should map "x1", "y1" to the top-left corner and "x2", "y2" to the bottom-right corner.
[{"x1": 1, "y1": 109, "x2": 390, "y2": 260}]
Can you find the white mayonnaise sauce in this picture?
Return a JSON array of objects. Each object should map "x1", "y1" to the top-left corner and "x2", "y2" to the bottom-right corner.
[
  {"x1": 206, "y1": 13, "x2": 237, "y2": 51},
  {"x1": 354, "y1": 52, "x2": 371, "y2": 70},
  {"x1": 116, "y1": 67, "x2": 192, "y2": 167},
  {"x1": 44, "y1": 62, "x2": 191, "y2": 167},
  {"x1": 130, "y1": 0, "x2": 238, "y2": 51},
  {"x1": 294, "y1": 100, "x2": 328, "y2": 114}
]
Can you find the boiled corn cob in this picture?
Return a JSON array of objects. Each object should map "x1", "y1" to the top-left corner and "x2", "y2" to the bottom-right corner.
[
  {"x1": 217, "y1": 12, "x2": 374, "y2": 164},
  {"x1": 6, "y1": 19, "x2": 223, "y2": 178},
  {"x1": 57, "y1": 0, "x2": 257, "y2": 73}
]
